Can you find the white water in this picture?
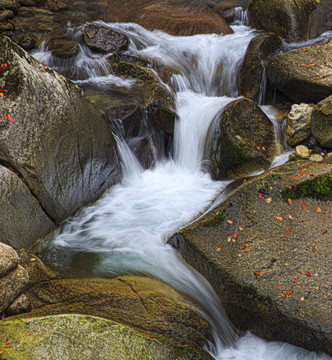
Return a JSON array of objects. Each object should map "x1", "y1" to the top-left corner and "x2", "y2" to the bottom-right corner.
[{"x1": 37, "y1": 23, "x2": 330, "y2": 360}]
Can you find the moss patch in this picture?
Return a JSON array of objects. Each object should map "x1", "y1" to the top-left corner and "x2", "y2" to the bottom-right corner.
[
  {"x1": 202, "y1": 212, "x2": 225, "y2": 227},
  {"x1": 282, "y1": 173, "x2": 332, "y2": 201}
]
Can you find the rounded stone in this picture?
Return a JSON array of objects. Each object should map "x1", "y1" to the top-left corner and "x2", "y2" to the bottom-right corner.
[{"x1": 295, "y1": 145, "x2": 310, "y2": 159}]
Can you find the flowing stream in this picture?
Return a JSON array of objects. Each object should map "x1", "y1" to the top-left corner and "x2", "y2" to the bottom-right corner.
[{"x1": 35, "y1": 22, "x2": 330, "y2": 360}]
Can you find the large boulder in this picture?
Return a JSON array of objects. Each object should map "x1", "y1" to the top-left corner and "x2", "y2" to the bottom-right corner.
[
  {"x1": 311, "y1": 95, "x2": 332, "y2": 148},
  {"x1": 239, "y1": 33, "x2": 282, "y2": 102},
  {"x1": 248, "y1": 0, "x2": 320, "y2": 42},
  {"x1": 204, "y1": 98, "x2": 277, "y2": 179},
  {"x1": 0, "y1": 243, "x2": 30, "y2": 315},
  {"x1": 0, "y1": 36, "x2": 122, "y2": 244},
  {"x1": 0, "y1": 314, "x2": 212, "y2": 359},
  {"x1": 267, "y1": 37, "x2": 332, "y2": 103},
  {"x1": 22, "y1": 276, "x2": 213, "y2": 359},
  {"x1": 170, "y1": 160, "x2": 332, "y2": 355},
  {"x1": 308, "y1": 0, "x2": 332, "y2": 39}
]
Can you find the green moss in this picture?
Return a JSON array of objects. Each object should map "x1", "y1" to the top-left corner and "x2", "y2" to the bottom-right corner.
[
  {"x1": 242, "y1": 284, "x2": 272, "y2": 304},
  {"x1": 202, "y1": 212, "x2": 225, "y2": 227},
  {"x1": 282, "y1": 173, "x2": 332, "y2": 201}
]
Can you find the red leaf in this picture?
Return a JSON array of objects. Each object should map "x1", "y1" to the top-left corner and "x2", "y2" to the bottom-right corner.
[
  {"x1": 296, "y1": 270, "x2": 302, "y2": 274},
  {"x1": 284, "y1": 231, "x2": 290, "y2": 236},
  {"x1": 259, "y1": 194, "x2": 264, "y2": 199},
  {"x1": 301, "y1": 203, "x2": 307, "y2": 206},
  {"x1": 305, "y1": 271, "x2": 311, "y2": 276}
]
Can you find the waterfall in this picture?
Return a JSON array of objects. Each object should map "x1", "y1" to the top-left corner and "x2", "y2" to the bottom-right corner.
[{"x1": 35, "y1": 22, "x2": 330, "y2": 360}]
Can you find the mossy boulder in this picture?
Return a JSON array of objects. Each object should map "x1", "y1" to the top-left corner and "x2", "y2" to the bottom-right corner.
[
  {"x1": 169, "y1": 160, "x2": 332, "y2": 355},
  {"x1": 203, "y1": 98, "x2": 277, "y2": 179},
  {"x1": 0, "y1": 314, "x2": 211, "y2": 359},
  {"x1": 21, "y1": 276, "x2": 213, "y2": 359},
  {"x1": 248, "y1": 0, "x2": 320, "y2": 42},
  {"x1": 0, "y1": 35, "x2": 122, "y2": 247},
  {"x1": 267, "y1": 37, "x2": 332, "y2": 103}
]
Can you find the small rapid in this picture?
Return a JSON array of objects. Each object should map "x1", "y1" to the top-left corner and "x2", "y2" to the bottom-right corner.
[{"x1": 35, "y1": 22, "x2": 330, "y2": 360}]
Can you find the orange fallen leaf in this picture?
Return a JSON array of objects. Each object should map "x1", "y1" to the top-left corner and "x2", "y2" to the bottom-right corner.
[
  {"x1": 307, "y1": 290, "x2": 311, "y2": 293},
  {"x1": 276, "y1": 216, "x2": 283, "y2": 221},
  {"x1": 283, "y1": 293, "x2": 286, "y2": 298},
  {"x1": 315, "y1": 286, "x2": 320, "y2": 290},
  {"x1": 277, "y1": 286, "x2": 283, "y2": 288},
  {"x1": 243, "y1": 179, "x2": 247, "y2": 183},
  {"x1": 284, "y1": 263, "x2": 289, "y2": 266},
  {"x1": 287, "y1": 290, "x2": 290, "y2": 295},
  {"x1": 288, "y1": 198, "x2": 292, "y2": 205},
  {"x1": 308, "y1": 63, "x2": 316, "y2": 67},
  {"x1": 5, "y1": 345, "x2": 11, "y2": 348},
  {"x1": 216, "y1": 248, "x2": 221, "y2": 252},
  {"x1": 317, "y1": 206, "x2": 322, "y2": 213},
  {"x1": 227, "y1": 220, "x2": 233, "y2": 224},
  {"x1": 323, "y1": 294, "x2": 327, "y2": 298},
  {"x1": 305, "y1": 271, "x2": 311, "y2": 276},
  {"x1": 302, "y1": 48, "x2": 308, "y2": 51},
  {"x1": 254, "y1": 272, "x2": 260, "y2": 277},
  {"x1": 296, "y1": 270, "x2": 302, "y2": 274},
  {"x1": 30, "y1": 258, "x2": 36, "y2": 262},
  {"x1": 240, "y1": 246, "x2": 246, "y2": 250},
  {"x1": 0, "y1": 253, "x2": 4, "y2": 257},
  {"x1": 294, "y1": 279, "x2": 298, "y2": 283},
  {"x1": 145, "y1": 331, "x2": 150, "y2": 334},
  {"x1": 243, "y1": 214, "x2": 246, "y2": 219},
  {"x1": 26, "y1": 333, "x2": 31, "y2": 336},
  {"x1": 257, "y1": 146, "x2": 261, "y2": 150},
  {"x1": 293, "y1": 248, "x2": 298, "y2": 253},
  {"x1": 260, "y1": 270, "x2": 268, "y2": 275},
  {"x1": 291, "y1": 289, "x2": 294, "y2": 293},
  {"x1": 239, "y1": 226, "x2": 244, "y2": 231},
  {"x1": 234, "y1": 233, "x2": 238, "y2": 239},
  {"x1": 284, "y1": 232, "x2": 290, "y2": 236},
  {"x1": 309, "y1": 165, "x2": 315, "y2": 168},
  {"x1": 243, "y1": 239, "x2": 246, "y2": 243},
  {"x1": 313, "y1": 58, "x2": 317, "y2": 62},
  {"x1": 301, "y1": 203, "x2": 307, "y2": 206},
  {"x1": 322, "y1": 230, "x2": 327, "y2": 234},
  {"x1": 262, "y1": 146, "x2": 266, "y2": 151},
  {"x1": 245, "y1": 247, "x2": 251, "y2": 252},
  {"x1": 326, "y1": 61, "x2": 330, "y2": 66}
]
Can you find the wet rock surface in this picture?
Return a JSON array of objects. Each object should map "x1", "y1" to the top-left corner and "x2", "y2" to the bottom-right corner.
[
  {"x1": 204, "y1": 98, "x2": 277, "y2": 179},
  {"x1": 170, "y1": 160, "x2": 332, "y2": 355},
  {"x1": 267, "y1": 37, "x2": 332, "y2": 104},
  {"x1": 311, "y1": 95, "x2": 332, "y2": 149},
  {"x1": 17, "y1": 275, "x2": 213, "y2": 359}
]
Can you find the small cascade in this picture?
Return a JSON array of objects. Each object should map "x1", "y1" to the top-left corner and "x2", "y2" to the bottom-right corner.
[
  {"x1": 36, "y1": 21, "x2": 330, "y2": 360},
  {"x1": 232, "y1": 6, "x2": 249, "y2": 26}
]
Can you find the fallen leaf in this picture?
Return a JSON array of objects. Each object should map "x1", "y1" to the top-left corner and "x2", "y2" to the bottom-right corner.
[
  {"x1": 239, "y1": 226, "x2": 244, "y2": 231},
  {"x1": 216, "y1": 248, "x2": 221, "y2": 252},
  {"x1": 5, "y1": 345, "x2": 11, "y2": 348},
  {"x1": 294, "y1": 279, "x2": 298, "y2": 283},
  {"x1": 269, "y1": 186, "x2": 273, "y2": 189},
  {"x1": 283, "y1": 293, "x2": 286, "y2": 298},
  {"x1": 296, "y1": 270, "x2": 302, "y2": 274},
  {"x1": 302, "y1": 48, "x2": 308, "y2": 51},
  {"x1": 0, "y1": 253, "x2": 4, "y2": 257},
  {"x1": 287, "y1": 290, "x2": 290, "y2": 295},
  {"x1": 307, "y1": 290, "x2": 311, "y2": 293},
  {"x1": 317, "y1": 206, "x2": 322, "y2": 213},
  {"x1": 288, "y1": 198, "x2": 292, "y2": 205},
  {"x1": 240, "y1": 246, "x2": 246, "y2": 250},
  {"x1": 227, "y1": 220, "x2": 233, "y2": 224},
  {"x1": 243, "y1": 214, "x2": 246, "y2": 219},
  {"x1": 291, "y1": 289, "x2": 294, "y2": 293},
  {"x1": 277, "y1": 286, "x2": 283, "y2": 288},
  {"x1": 301, "y1": 203, "x2": 307, "y2": 206},
  {"x1": 257, "y1": 146, "x2": 261, "y2": 150},
  {"x1": 313, "y1": 58, "x2": 317, "y2": 62},
  {"x1": 5, "y1": 338, "x2": 8, "y2": 343},
  {"x1": 238, "y1": 254, "x2": 242, "y2": 257},
  {"x1": 309, "y1": 165, "x2": 315, "y2": 168},
  {"x1": 284, "y1": 263, "x2": 289, "y2": 266},
  {"x1": 323, "y1": 294, "x2": 327, "y2": 298},
  {"x1": 300, "y1": 296, "x2": 304, "y2": 301},
  {"x1": 308, "y1": 63, "x2": 316, "y2": 67},
  {"x1": 259, "y1": 194, "x2": 264, "y2": 199},
  {"x1": 293, "y1": 248, "x2": 298, "y2": 253},
  {"x1": 316, "y1": 286, "x2": 320, "y2": 290},
  {"x1": 305, "y1": 271, "x2": 311, "y2": 276},
  {"x1": 0, "y1": 350, "x2": 3, "y2": 355},
  {"x1": 322, "y1": 230, "x2": 327, "y2": 234},
  {"x1": 145, "y1": 331, "x2": 150, "y2": 334},
  {"x1": 266, "y1": 197, "x2": 272, "y2": 203},
  {"x1": 26, "y1": 333, "x2": 31, "y2": 336},
  {"x1": 276, "y1": 216, "x2": 283, "y2": 221},
  {"x1": 285, "y1": 231, "x2": 290, "y2": 236},
  {"x1": 317, "y1": 45, "x2": 320, "y2": 49},
  {"x1": 260, "y1": 270, "x2": 268, "y2": 274},
  {"x1": 254, "y1": 271, "x2": 260, "y2": 277},
  {"x1": 262, "y1": 146, "x2": 266, "y2": 151},
  {"x1": 30, "y1": 258, "x2": 36, "y2": 262},
  {"x1": 326, "y1": 61, "x2": 330, "y2": 66},
  {"x1": 245, "y1": 247, "x2": 251, "y2": 252},
  {"x1": 234, "y1": 233, "x2": 238, "y2": 239},
  {"x1": 243, "y1": 179, "x2": 247, "y2": 183},
  {"x1": 289, "y1": 215, "x2": 293, "y2": 219},
  {"x1": 243, "y1": 239, "x2": 246, "y2": 243}
]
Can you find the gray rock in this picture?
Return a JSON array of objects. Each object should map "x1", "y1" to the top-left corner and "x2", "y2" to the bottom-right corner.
[
  {"x1": 309, "y1": 153, "x2": 324, "y2": 162},
  {"x1": 286, "y1": 103, "x2": 314, "y2": 146},
  {"x1": 267, "y1": 37, "x2": 332, "y2": 103},
  {"x1": 0, "y1": 166, "x2": 54, "y2": 248},
  {"x1": 0, "y1": 242, "x2": 19, "y2": 278},
  {"x1": 0, "y1": 36, "x2": 122, "y2": 232},
  {"x1": 83, "y1": 24, "x2": 129, "y2": 54},
  {"x1": 311, "y1": 95, "x2": 332, "y2": 148},
  {"x1": 240, "y1": 33, "x2": 282, "y2": 102},
  {"x1": 0, "y1": 264, "x2": 29, "y2": 314}
]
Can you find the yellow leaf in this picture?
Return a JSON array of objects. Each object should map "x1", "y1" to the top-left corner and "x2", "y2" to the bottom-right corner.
[
  {"x1": 293, "y1": 248, "x2": 298, "y2": 253},
  {"x1": 276, "y1": 216, "x2": 283, "y2": 221},
  {"x1": 227, "y1": 220, "x2": 233, "y2": 224},
  {"x1": 266, "y1": 197, "x2": 272, "y2": 203}
]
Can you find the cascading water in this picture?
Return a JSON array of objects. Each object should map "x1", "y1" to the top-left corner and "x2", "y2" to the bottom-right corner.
[{"x1": 34, "y1": 22, "x2": 330, "y2": 360}]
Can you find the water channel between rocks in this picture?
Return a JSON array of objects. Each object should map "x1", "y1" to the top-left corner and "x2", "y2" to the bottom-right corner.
[{"x1": 34, "y1": 22, "x2": 331, "y2": 360}]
